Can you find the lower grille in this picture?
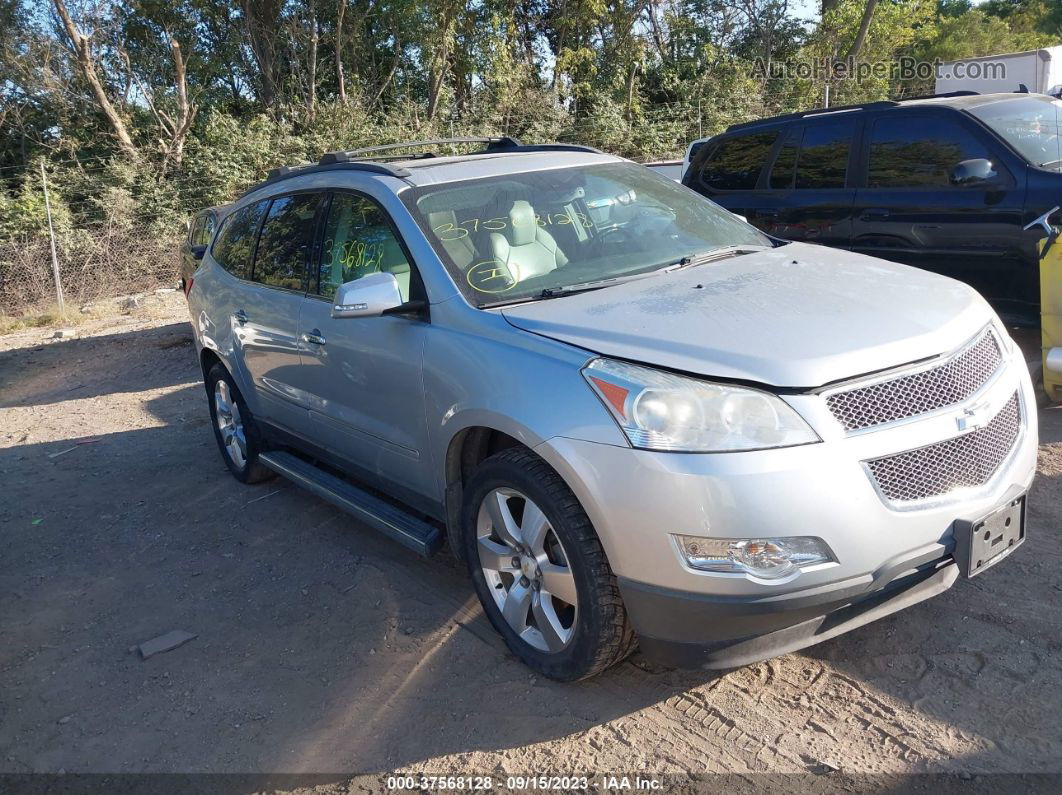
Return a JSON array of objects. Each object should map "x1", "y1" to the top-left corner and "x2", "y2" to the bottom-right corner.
[{"x1": 866, "y1": 392, "x2": 1022, "y2": 504}]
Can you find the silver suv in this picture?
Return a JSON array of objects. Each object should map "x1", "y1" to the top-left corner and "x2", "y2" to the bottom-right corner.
[{"x1": 186, "y1": 137, "x2": 1037, "y2": 680}]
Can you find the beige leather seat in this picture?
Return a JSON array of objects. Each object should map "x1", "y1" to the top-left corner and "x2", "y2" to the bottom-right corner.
[
  {"x1": 327, "y1": 200, "x2": 412, "y2": 299},
  {"x1": 489, "y1": 201, "x2": 567, "y2": 282},
  {"x1": 428, "y1": 209, "x2": 476, "y2": 271},
  {"x1": 379, "y1": 239, "x2": 411, "y2": 299}
]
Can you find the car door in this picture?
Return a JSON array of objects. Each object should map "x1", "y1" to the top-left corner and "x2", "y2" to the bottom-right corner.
[
  {"x1": 851, "y1": 110, "x2": 1027, "y2": 304},
  {"x1": 687, "y1": 129, "x2": 782, "y2": 223},
  {"x1": 232, "y1": 193, "x2": 321, "y2": 430},
  {"x1": 295, "y1": 190, "x2": 436, "y2": 505},
  {"x1": 760, "y1": 117, "x2": 859, "y2": 247}
]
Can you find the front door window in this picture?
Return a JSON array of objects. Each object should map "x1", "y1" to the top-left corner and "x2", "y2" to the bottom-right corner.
[{"x1": 318, "y1": 194, "x2": 413, "y2": 301}]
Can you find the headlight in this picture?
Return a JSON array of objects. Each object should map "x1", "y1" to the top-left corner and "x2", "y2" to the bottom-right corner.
[
  {"x1": 675, "y1": 535, "x2": 834, "y2": 580},
  {"x1": 582, "y1": 358, "x2": 819, "y2": 452}
]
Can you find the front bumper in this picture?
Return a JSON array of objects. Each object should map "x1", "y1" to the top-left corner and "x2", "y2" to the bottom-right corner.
[
  {"x1": 533, "y1": 336, "x2": 1038, "y2": 668},
  {"x1": 621, "y1": 549, "x2": 961, "y2": 669}
]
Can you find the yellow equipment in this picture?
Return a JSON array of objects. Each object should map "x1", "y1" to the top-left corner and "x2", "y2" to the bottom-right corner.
[{"x1": 1029, "y1": 206, "x2": 1062, "y2": 403}]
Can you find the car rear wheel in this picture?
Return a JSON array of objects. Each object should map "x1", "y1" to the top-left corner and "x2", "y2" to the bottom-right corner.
[
  {"x1": 463, "y1": 447, "x2": 635, "y2": 680},
  {"x1": 206, "y1": 363, "x2": 274, "y2": 484}
]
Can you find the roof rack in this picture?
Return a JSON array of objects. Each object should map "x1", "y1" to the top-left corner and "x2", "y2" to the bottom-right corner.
[
  {"x1": 321, "y1": 137, "x2": 523, "y2": 164},
  {"x1": 239, "y1": 161, "x2": 414, "y2": 199},
  {"x1": 893, "y1": 89, "x2": 980, "y2": 102},
  {"x1": 319, "y1": 137, "x2": 605, "y2": 164},
  {"x1": 725, "y1": 90, "x2": 981, "y2": 132},
  {"x1": 265, "y1": 163, "x2": 313, "y2": 181},
  {"x1": 508, "y1": 143, "x2": 606, "y2": 155},
  {"x1": 239, "y1": 138, "x2": 608, "y2": 198}
]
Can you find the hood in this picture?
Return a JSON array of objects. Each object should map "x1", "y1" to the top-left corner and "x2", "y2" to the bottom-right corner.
[{"x1": 500, "y1": 243, "x2": 994, "y2": 388}]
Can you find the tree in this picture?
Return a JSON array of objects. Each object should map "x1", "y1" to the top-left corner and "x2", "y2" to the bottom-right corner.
[
  {"x1": 334, "y1": 0, "x2": 348, "y2": 102},
  {"x1": 3, "y1": 0, "x2": 1059, "y2": 248},
  {"x1": 241, "y1": 0, "x2": 285, "y2": 109},
  {"x1": 846, "y1": 0, "x2": 878, "y2": 59},
  {"x1": 51, "y1": 0, "x2": 138, "y2": 157}
]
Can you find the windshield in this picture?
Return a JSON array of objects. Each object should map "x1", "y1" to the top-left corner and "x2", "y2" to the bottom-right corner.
[
  {"x1": 968, "y1": 95, "x2": 1062, "y2": 169},
  {"x1": 403, "y1": 162, "x2": 772, "y2": 306}
]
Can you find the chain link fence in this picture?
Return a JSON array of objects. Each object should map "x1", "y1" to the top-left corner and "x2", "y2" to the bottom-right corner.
[{"x1": 0, "y1": 223, "x2": 183, "y2": 318}]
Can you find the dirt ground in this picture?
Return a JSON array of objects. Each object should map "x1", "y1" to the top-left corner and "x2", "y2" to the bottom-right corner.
[{"x1": 1, "y1": 293, "x2": 1061, "y2": 786}]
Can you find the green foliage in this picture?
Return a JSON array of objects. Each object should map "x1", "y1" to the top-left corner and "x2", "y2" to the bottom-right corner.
[
  {"x1": 914, "y1": 7, "x2": 1054, "y2": 64},
  {"x1": 1, "y1": 0, "x2": 1059, "y2": 243}
]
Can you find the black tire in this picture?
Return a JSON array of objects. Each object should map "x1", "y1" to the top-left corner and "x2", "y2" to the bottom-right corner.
[
  {"x1": 205, "y1": 363, "x2": 275, "y2": 484},
  {"x1": 462, "y1": 447, "x2": 635, "y2": 681}
]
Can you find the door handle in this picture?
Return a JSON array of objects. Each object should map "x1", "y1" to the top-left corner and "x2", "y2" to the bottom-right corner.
[
  {"x1": 233, "y1": 309, "x2": 248, "y2": 325},
  {"x1": 861, "y1": 208, "x2": 890, "y2": 221},
  {"x1": 301, "y1": 329, "x2": 327, "y2": 346}
]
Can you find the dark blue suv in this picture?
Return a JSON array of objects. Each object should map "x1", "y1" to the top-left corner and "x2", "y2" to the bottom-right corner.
[{"x1": 683, "y1": 92, "x2": 1062, "y2": 325}]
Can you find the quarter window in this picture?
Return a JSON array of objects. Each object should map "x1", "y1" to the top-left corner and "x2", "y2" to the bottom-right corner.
[
  {"x1": 212, "y1": 201, "x2": 269, "y2": 279},
  {"x1": 200, "y1": 215, "x2": 216, "y2": 246},
  {"x1": 698, "y1": 132, "x2": 778, "y2": 190},
  {"x1": 867, "y1": 116, "x2": 991, "y2": 188},
  {"x1": 252, "y1": 193, "x2": 321, "y2": 290},
  {"x1": 317, "y1": 194, "x2": 412, "y2": 301}
]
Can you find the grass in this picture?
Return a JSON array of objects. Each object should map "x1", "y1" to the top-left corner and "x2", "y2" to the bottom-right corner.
[{"x1": 0, "y1": 304, "x2": 86, "y2": 335}]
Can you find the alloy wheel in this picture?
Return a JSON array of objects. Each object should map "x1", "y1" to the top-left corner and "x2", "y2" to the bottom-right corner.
[
  {"x1": 213, "y1": 380, "x2": 247, "y2": 470},
  {"x1": 476, "y1": 487, "x2": 578, "y2": 652}
]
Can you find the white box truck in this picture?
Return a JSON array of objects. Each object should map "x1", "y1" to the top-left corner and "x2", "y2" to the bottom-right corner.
[{"x1": 936, "y1": 46, "x2": 1062, "y2": 97}]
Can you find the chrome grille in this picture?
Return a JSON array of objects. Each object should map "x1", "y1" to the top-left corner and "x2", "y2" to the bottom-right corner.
[
  {"x1": 866, "y1": 392, "x2": 1021, "y2": 504},
  {"x1": 827, "y1": 328, "x2": 1003, "y2": 432}
]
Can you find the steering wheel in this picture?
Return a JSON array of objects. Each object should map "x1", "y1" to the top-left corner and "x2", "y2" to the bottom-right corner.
[{"x1": 593, "y1": 224, "x2": 627, "y2": 242}]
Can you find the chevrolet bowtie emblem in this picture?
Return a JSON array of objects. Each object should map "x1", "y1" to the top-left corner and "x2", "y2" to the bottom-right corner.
[{"x1": 956, "y1": 401, "x2": 993, "y2": 432}]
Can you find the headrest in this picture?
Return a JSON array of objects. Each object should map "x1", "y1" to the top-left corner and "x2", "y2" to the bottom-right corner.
[
  {"x1": 427, "y1": 209, "x2": 457, "y2": 233},
  {"x1": 416, "y1": 181, "x2": 525, "y2": 214},
  {"x1": 509, "y1": 200, "x2": 536, "y2": 246}
]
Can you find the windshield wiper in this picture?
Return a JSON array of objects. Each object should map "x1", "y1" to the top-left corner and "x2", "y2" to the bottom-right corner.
[
  {"x1": 661, "y1": 244, "x2": 767, "y2": 272},
  {"x1": 538, "y1": 271, "x2": 656, "y2": 298},
  {"x1": 535, "y1": 245, "x2": 769, "y2": 299}
]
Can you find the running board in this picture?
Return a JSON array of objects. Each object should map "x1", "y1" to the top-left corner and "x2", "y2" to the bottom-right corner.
[{"x1": 258, "y1": 451, "x2": 443, "y2": 556}]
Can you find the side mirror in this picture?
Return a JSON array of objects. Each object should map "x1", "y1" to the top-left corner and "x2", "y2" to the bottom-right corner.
[
  {"x1": 190, "y1": 244, "x2": 207, "y2": 260},
  {"x1": 332, "y1": 271, "x2": 404, "y2": 318},
  {"x1": 950, "y1": 158, "x2": 998, "y2": 187},
  {"x1": 732, "y1": 213, "x2": 749, "y2": 224}
]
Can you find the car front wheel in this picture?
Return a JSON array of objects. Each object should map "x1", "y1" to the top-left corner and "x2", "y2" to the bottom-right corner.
[{"x1": 463, "y1": 447, "x2": 634, "y2": 680}]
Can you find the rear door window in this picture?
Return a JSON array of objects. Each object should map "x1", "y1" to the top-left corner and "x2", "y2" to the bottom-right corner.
[
  {"x1": 795, "y1": 119, "x2": 856, "y2": 189},
  {"x1": 212, "y1": 200, "x2": 269, "y2": 279},
  {"x1": 698, "y1": 131, "x2": 778, "y2": 190},
  {"x1": 867, "y1": 115, "x2": 992, "y2": 188},
  {"x1": 252, "y1": 193, "x2": 322, "y2": 290}
]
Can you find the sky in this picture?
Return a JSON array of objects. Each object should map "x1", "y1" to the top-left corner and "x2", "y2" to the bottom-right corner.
[{"x1": 790, "y1": 0, "x2": 821, "y2": 21}]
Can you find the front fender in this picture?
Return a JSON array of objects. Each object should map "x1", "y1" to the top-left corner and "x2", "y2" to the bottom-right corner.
[{"x1": 422, "y1": 304, "x2": 628, "y2": 499}]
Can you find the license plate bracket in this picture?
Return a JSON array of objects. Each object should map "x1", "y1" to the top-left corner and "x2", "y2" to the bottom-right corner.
[{"x1": 954, "y1": 495, "x2": 1026, "y2": 578}]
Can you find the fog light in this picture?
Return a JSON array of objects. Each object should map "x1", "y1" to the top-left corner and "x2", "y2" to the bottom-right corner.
[{"x1": 675, "y1": 535, "x2": 834, "y2": 580}]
